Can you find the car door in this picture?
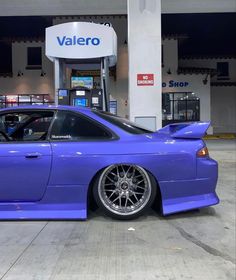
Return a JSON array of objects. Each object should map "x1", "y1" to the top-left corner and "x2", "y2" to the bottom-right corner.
[
  {"x1": 0, "y1": 110, "x2": 54, "y2": 202},
  {"x1": 48, "y1": 110, "x2": 115, "y2": 186}
]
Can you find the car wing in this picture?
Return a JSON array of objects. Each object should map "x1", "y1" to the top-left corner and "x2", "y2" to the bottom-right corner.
[{"x1": 157, "y1": 121, "x2": 210, "y2": 139}]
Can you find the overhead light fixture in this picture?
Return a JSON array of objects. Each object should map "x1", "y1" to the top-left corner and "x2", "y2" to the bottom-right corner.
[
  {"x1": 40, "y1": 70, "x2": 46, "y2": 77},
  {"x1": 17, "y1": 70, "x2": 23, "y2": 77}
]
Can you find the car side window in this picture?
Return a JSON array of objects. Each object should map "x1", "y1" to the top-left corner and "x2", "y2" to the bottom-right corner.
[
  {"x1": 50, "y1": 111, "x2": 112, "y2": 141},
  {"x1": 0, "y1": 111, "x2": 54, "y2": 142}
]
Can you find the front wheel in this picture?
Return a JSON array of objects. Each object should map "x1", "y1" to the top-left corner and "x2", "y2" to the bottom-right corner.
[{"x1": 93, "y1": 164, "x2": 156, "y2": 220}]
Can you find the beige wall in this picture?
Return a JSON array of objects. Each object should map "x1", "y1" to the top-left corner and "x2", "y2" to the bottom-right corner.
[
  {"x1": 179, "y1": 58, "x2": 236, "y2": 82},
  {"x1": 179, "y1": 57, "x2": 236, "y2": 133},
  {"x1": 211, "y1": 86, "x2": 236, "y2": 133},
  {"x1": 0, "y1": 42, "x2": 54, "y2": 98},
  {"x1": 162, "y1": 39, "x2": 178, "y2": 74}
]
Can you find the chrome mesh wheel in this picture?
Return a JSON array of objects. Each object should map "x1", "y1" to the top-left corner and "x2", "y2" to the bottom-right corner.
[{"x1": 97, "y1": 164, "x2": 152, "y2": 216}]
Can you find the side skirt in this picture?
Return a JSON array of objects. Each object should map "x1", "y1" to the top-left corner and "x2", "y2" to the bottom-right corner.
[{"x1": 0, "y1": 185, "x2": 88, "y2": 220}]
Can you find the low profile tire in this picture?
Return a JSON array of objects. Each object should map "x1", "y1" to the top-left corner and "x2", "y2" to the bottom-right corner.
[{"x1": 93, "y1": 164, "x2": 156, "y2": 220}]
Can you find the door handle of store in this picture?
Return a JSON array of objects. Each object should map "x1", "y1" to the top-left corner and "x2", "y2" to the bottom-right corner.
[{"x1": 25, "y1": 153, "x2": 42, "y2": 159}]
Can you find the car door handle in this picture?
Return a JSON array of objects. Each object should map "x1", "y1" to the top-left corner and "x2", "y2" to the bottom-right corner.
[{"x1": 25, "y1": 153, "x2": 42, "y2": 159}]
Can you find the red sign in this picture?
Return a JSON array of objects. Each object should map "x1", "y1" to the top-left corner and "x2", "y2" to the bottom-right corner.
[{"x1": 137, "y1": 74, "x2": 154, "y2": 86}]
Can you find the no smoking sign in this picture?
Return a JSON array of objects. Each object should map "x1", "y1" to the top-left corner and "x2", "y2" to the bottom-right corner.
[{"x1": 137, "y1": 74, "x2": 154, "y2": 86}]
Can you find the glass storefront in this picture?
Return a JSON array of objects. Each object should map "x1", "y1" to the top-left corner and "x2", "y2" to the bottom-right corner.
[
  {"x1": 162, "y1": 92, "x2": 200, "y2": 126},
  {"x1": 0, "y1": 94, "x2": 54, "y2": 108}
]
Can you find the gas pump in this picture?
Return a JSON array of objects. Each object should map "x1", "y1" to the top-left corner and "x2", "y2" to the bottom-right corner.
[
  {"x1": 58, "y1": 86, "x2": 103, "y2": 110},
  {"x1": 45, "y1": 22, "x2": 117, "y2": 112}
]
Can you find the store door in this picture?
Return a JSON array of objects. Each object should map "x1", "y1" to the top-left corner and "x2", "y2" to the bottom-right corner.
[{"x1": 162, "y1": 92, "x2": 200, "y2": 126}]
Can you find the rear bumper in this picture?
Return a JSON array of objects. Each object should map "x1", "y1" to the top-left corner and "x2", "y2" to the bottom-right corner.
[
  {"x1": 159, "y1": 157, "x2": 219, "y2": 215},
  {"x1": 162, "y1": 192, "x2": 219, "y2": 215}
]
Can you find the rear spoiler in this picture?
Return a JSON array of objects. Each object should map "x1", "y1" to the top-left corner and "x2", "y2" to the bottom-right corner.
[{"x1": 157, "y1": 122, "x2": 210, "y2": 139}]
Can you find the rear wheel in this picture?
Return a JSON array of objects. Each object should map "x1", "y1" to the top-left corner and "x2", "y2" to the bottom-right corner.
[{"x1": 93, "y1": 164, "x2": 156, "y2": 220}]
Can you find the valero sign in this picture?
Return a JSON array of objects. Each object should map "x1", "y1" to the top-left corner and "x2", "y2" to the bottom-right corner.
[
  {"x1": 46, "y1": 22, "x2": 117, "y2": 66},
  {"x1": 56, "y1": 36, "x2": 100, "y2": 46}
]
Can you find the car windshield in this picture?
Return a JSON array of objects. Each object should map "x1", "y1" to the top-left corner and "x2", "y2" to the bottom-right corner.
[{"x1": 93, "y1": 110, "x2": 154, "y2": 134}]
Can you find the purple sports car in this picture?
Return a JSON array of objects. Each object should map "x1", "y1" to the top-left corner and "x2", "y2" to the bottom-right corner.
[{"x1": 0, "y1": 105, "x2": 219, "y2": 220}]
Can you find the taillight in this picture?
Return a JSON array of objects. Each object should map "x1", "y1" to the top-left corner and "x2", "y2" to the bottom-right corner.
[{"x1": 197, "y1": 146, "x2": 209, "y2": 157}]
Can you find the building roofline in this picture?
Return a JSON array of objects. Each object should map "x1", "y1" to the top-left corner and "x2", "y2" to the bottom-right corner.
[
  {"x1": 0, "y1": 72, "x2": 13, "y2": 78},
  {"x1": 211, "y1": 81, "x2": 236, "y2": 87},
  {"x1": 177, "y1": 67, "x2": 217, "y2": 76},
  {"x1": 162, "y1": 34, "x2": 188, "y2": 40},
  {"x1": 0, "y1": 36, "x2": 44, "y2": 43},
  {"x1": 180, "y1": 54, "x2": 236, "y2": 60},
  {"x1": 53, "y1": 14, "x2": 127, "y2": 20}
]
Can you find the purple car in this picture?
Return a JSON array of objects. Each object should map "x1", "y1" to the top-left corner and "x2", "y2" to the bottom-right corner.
[{"x1": 0, "y1": 105, "x2": 219, "y2": 220}]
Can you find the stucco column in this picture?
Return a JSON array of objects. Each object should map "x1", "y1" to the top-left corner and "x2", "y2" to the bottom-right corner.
[
  {"x1": 54, "y1": 58, "x2": 60, "y2": 105},
  {"x1": 54, "y1": 58, "x2": 65, "y2": 105},
  {"x1": 128, "y1": 0, "x2": 162, "y2": 131}
]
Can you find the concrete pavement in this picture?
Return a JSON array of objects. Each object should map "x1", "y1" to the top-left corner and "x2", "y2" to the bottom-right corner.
[{"x1": 0, "y1": 140, "x2": 235, "y2": 280}]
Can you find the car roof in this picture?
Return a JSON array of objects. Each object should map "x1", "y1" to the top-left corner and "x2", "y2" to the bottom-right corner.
[{"x1": 0, "y1": 105, "x2": 92, "y2": 113}]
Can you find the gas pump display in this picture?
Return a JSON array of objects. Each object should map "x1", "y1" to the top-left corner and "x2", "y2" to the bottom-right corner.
[{"x1": 73, "y1": 98, "x2": 88, "y2": 107}]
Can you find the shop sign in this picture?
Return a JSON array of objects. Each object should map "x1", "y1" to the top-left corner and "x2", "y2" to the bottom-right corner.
[
  {"x1": 162, "y1": 80, "x2": 189, "y2": 88},
  {"x1": 137, "y1": 74, "x2": 154, "y2": 86}
]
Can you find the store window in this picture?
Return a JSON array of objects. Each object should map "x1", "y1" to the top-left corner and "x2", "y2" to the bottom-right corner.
[
  {"x1": 217, "y1": 62, "x2": 229, "y2": 80},
  {"x1": 162, "y1": 92, "x2": 200, "y2": 126},
  {"x1": 0, "y1": 94, "x2": 53, "y2": 108},
  {"x1": 0, "y1": 96, "x2": 6, "y2": 109},
  {"x1": 26, "y1": 47, "x2": 42, "y2": 70}
]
